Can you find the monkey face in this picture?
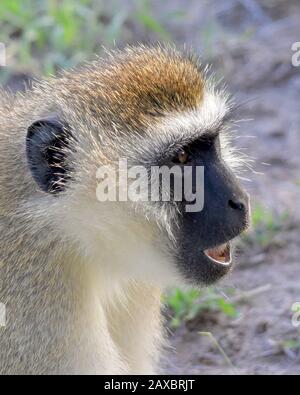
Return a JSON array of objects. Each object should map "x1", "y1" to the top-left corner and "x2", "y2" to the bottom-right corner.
[
  {"x1": 25, "y1": 47, "x2": 251, "y2": 288},
  {"x1": 169, "y1": 135, "x2": 250, "y2": 286},
  {"x1": 26, "y1": 116, "x2": 249, "y2": 288},
  {"x1": 25, "y1": 108, "x2": 250, "y2": 288}
]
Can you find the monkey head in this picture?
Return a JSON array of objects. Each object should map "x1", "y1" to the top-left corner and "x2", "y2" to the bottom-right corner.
[{"x1": 25, "y1": 46, "x2": 250, "y2": 288}]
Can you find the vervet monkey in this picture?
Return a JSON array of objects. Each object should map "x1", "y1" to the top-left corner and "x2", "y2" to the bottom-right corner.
[{"x1": 0, "y1": 46, "x2": 250, "y2": 375}]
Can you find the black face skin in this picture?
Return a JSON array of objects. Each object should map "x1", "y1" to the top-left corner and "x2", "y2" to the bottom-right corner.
[{"x1": 172, "y1": 135, "x2": 250, "y2": 286}]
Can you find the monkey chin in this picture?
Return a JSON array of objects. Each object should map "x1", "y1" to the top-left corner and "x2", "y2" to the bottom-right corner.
[
  {"x1": 176, "y1": 238, "x2": 239, "y2": 287},
  {"x1": 200, "y1": 241, "x2": 234, "y2": 284},
  {"x1": 200, "y1": 241, "x2": 235, "y2": 284},
  {"x1": 194, "y1": 244, "x2": 234, "y2": 286}
]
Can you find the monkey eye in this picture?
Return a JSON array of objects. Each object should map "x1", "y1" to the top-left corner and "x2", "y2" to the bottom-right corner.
[{"x1": 172, "y1": 149, "x2": 190, "y2": 165}]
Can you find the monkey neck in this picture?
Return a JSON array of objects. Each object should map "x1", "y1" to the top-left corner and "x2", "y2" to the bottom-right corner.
[{"x1": 0, "y1": 232, "x2": 163, "y2": 374}]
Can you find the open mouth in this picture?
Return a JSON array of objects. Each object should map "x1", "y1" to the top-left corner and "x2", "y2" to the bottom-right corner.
[{"x1": 204, "y1": 242, "x2": 232, "y2": 266}]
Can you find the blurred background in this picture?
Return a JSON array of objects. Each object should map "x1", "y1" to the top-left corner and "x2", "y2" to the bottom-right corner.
[{"x1": 1, "y1": 0, "x2": 300, "y2": 375}]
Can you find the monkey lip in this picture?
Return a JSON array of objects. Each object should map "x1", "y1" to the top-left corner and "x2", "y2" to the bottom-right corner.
[{"x1": 204, "y1": 242, "x2": 232, "y2": 266}]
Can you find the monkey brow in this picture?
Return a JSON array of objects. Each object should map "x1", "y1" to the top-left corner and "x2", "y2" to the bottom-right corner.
[
  {"x1": 135, "y1": 106, "x2": 233, "y2": 166},
  {"x1": 144, "y1": 130, "x2": 217, "y2": 166}
]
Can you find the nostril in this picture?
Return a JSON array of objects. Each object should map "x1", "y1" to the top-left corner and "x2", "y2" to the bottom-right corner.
[{"x1": 228, "y1": 199, "x2": 245, "y2": 211}]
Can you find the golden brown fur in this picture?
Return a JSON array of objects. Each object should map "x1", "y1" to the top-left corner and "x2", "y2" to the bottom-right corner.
[{"x1": 62, "y1": 46, "x2": 205, "y2": 130}]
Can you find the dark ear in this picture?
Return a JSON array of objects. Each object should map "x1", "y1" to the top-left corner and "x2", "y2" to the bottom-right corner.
[{"x1": 26, "y1": 117, "x2": 71, "y2": 194}]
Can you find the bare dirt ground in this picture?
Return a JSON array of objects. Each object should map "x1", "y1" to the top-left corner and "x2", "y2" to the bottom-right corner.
[{"x1": 155, "y1": 0, "x2": 300, "y2": 375}]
